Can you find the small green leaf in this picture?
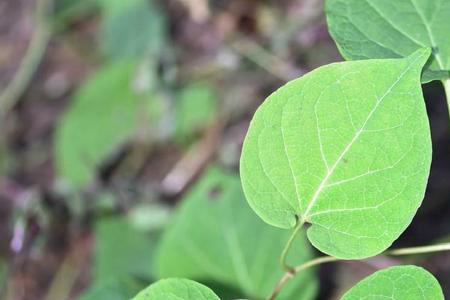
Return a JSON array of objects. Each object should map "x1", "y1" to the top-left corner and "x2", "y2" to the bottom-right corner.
[
  {"x1": 55, "y1": 61, "x2": 140, "y2": 186},
  {"x1": 326, "y1": 0, "x2": 450, "y2": 82},
  {"x1": 174, "y1": 82, "x2": 217, "y2": 143},
  {"x1": 154, "y1": 167, "x2": 317, "y2": 300},
  {"x1": 240, "y1": 49, "x2": 432, "y2": 259},
  {"x1": 132, "y1": 278, "x2": 220, "y2": 300},
  {"x1": 99, "y1": 0, "x2": 166, "y2": 59},
  {"x1": 340, "y1": 265, "x2": 444, "y2": 300}
]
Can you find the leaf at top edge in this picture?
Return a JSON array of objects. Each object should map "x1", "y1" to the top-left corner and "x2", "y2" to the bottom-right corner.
[
  {"x1": 340, "y1": 265, "x2": 444, "y2": 300},
  {"x1": 132, "y1": 278, "x2": 220, "y2": 300},
  {"x1": 421, "y1": 69, "x2": 450, "y2": 84},
  {"x1": 240, "y1": 48, "x2": 432, "y2": 259},
  {"x1": 325, "y1": 0, "x2": 450, "y2": 83},
  {"x1": 154, "y1": 167, "x2": 317, "y2": 300}
]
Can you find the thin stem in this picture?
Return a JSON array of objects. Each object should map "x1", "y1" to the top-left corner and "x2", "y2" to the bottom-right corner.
[
  {"x1": 267, "y1": 242, "x2": 450, "y2": 300},
  {"x1": 267, "y1": 256, "x2": 338, "y2": 300},
  {"x1": 279, "y1": 219, "x2": 304, "y2": 272},
  {"x1": 443, "y1": 79, "x2": 450, "y2": 118},
  {"x1": 387, "y1": 242, "x2": 450, "y2": 256}
]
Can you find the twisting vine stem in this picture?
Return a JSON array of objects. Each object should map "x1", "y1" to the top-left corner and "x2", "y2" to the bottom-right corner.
[{"x1": 267, "y1": 242, "x2": 450, "y2": 300}]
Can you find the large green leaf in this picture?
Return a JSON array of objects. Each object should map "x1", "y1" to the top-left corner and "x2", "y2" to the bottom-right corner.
[
  {"x1": 79, "y1": 217, "x2": 157, "y2": 300},
  {"x1": 154, "y1": 168, "x2": 317, "y2": 300},
  {"x1": 92, "y1": 217, "x2": 155, "y2": 283},
  {"x1": 55, "y1": 61, "x2": 141, "y2": 186},
  {"x1": 79, "y1": 277, "x2": 146, "y2": 300},
  {"x1": 326, "y1": 0, "x2": 450, "y2": 83},
  {"x1": 240, "y1": 49, "x2": 432, "y2": 259},
  {"x1": 132, "y1": 278, "x2": 220, "y2": 300},
  {"x1": 340, "y1": 265, "x2": 444, "y2": 300}
]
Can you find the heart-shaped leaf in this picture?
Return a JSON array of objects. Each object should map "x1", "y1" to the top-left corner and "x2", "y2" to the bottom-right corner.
[
  {"x1": 154, "y1": 167, "x2": 317, "y2": 300},
  {"x1": 240, "y1": 49, "x2": 432, "y2": 259},
  {"x1": 340, "y1": 265, "x2": 444, "y2": 300},
  {"x1": 132, "y1": 278, "x2": 220, "y2": 300},
  {"x1": 326, "y1": 0, "x2": 450, "y2": 83}
]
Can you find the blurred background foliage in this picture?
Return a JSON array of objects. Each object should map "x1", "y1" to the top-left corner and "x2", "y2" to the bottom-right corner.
[{"x1": 0, "y1": 0, "x2": 449, "y2": 299}]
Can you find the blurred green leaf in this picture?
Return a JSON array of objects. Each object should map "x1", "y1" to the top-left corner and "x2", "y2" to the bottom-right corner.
[
  {"x1": 94, "y1": 217, "x2": 155, "y2": 282},
  {"x1": 99, "y1": 0, "x2": 166, "y2": 59},
  {"x1": 175, "y1": 82, "x2": 217, "y2": 143},
  {"x1": 79, "y1": 276, "x2": 145, "y2": 300},
  {"x1": 147, "y1": 93, "x2": 165, "y2": 123},
  {"x1": 128, "y1": 203, "x2": 172, "y2": 232},
  {"x1": 93, "y1": 192, "x2": 116, "y2": 212},
  {"x1": 79, "y1": 216, "x2": 157, "y2": 300},
  {"x1": 154, "y1": 167, "x2": 318, "y2": 300},
  {"x1": 55, "y1": 61, "x2": 141, "y2": 186},
  {"x1": 53, "y1": 0, "x2": 97, "y2": 25}
]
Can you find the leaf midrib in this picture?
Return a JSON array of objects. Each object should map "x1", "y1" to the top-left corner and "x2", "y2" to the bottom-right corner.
[{"x1": 301, "y1": 54, "x2": 424, "y2": 221}]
